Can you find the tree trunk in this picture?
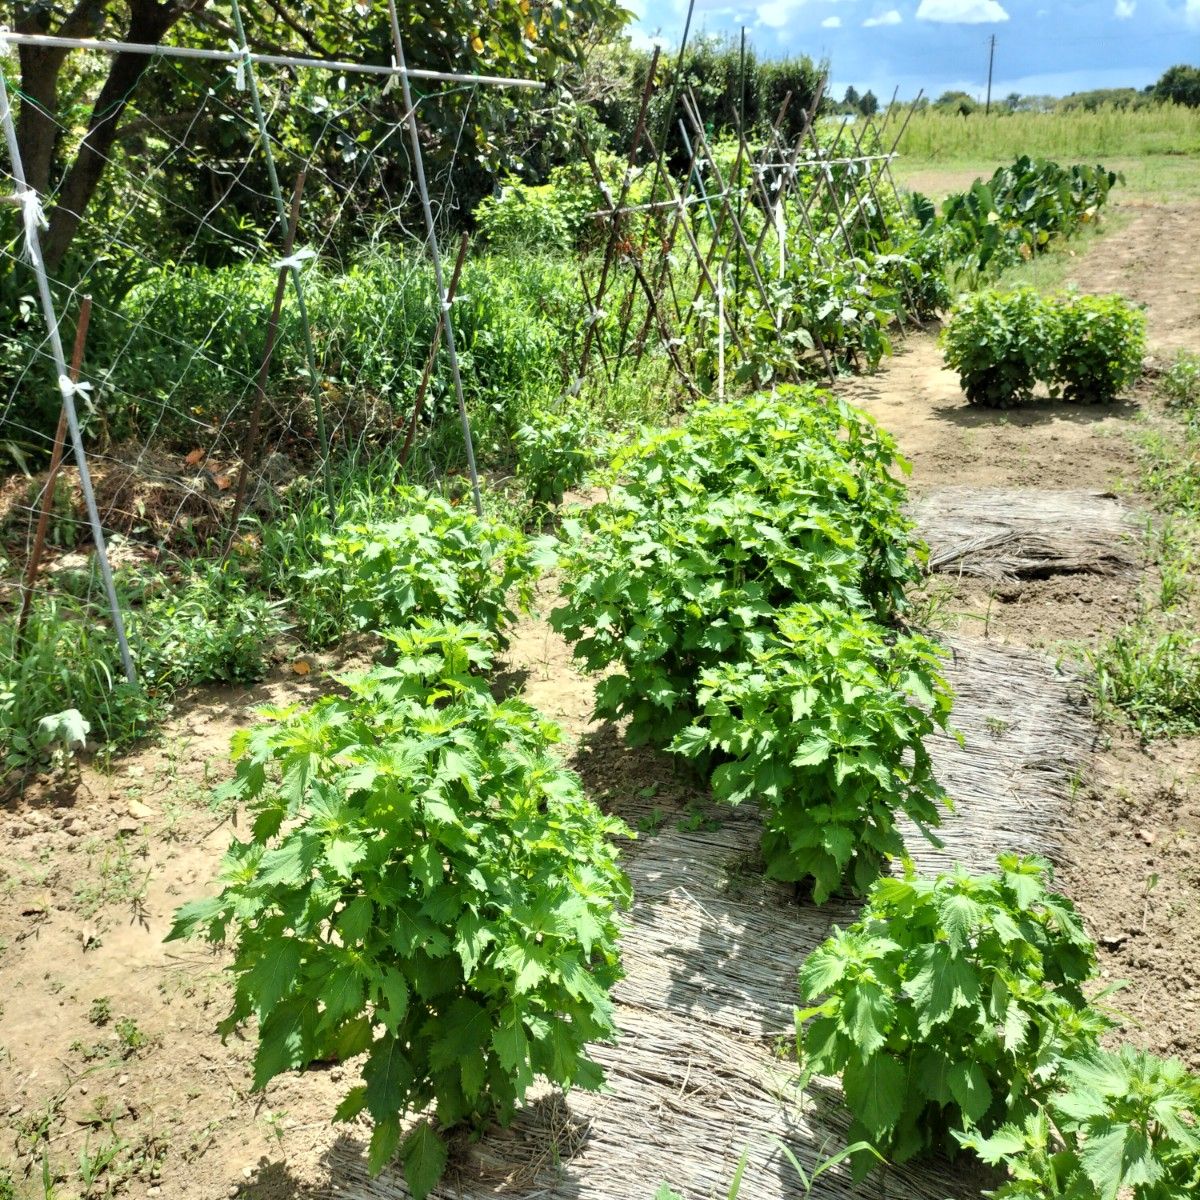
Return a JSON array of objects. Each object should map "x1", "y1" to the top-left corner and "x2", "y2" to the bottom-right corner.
[
  {"x1": 34, "y1": 1, "x2": 207, "y2": 274},
  {"x1": 14, "y1": 46, "x2": 70, "y2": 196}
]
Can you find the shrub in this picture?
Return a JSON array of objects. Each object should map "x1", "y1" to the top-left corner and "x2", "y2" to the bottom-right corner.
[
  {"x1": 964, "y1": 1047, "x2": 1200, "y2": 1200},
  {"x1": 943, "y1": 288, "x2": 1061, "y2": 407},
  {"x1": 1053, "y1": 293, "x2": 1146, "y2": 403},
  {"x1": 672, "y1": 602, "x2": 952, "y2": 899},
  {"x1": 514, "y1": 404, "x2": 603, "y2": 504},
  {"x1": 168, "y1": 623, "x2": 631, "y2": 1197},
  {"x1": 797, "y1": 855, "x2": 1111, "y2": 1176},
  {"x1": 132, "y1": 567, "x2": 285, "y2": 688},
  {"x1": 311, "y1": 487, "x2": 551, "y2": 641},
  {"x1": 552, "y1": 389, "x2": 923, "y2": 748}
]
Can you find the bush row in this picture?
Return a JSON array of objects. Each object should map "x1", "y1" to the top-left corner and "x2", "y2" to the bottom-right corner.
[
  {"x1": 943, "y1": 289, "x2": 1146, "y2": 407},
  {"x1": 554, "y1": 387, "x2": 954, "y2": 900}
]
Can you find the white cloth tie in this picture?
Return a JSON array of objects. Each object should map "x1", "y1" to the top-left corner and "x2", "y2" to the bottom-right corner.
[
  {"x1": 273, "y1": 246, "x2": 316, "y2": 273},
  {"x1": 228, "y1": 41, "x2": 250, "y2": 90},
  {"x1": 58, "y1": 375, "x2": 94, "y2": 406},
  {"x1": 19, "y1": 188, "x2": 49, "y2": 265}
]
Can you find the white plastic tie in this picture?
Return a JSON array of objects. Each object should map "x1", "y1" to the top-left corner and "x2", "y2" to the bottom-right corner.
[
  {"x1": 228, "y1": 40, "x2": 250, "y2": 90},
  {"x1": 0, "y1": 26, "x2": 13, "y2": 57},
  {"x1": 382, "y1": 56, "x2": 400, "y2": 96},
  {"x1": 19, "y1": 187, "x2": 49, "y2": 265},
  {"x1": 584, "y1": 307, "x2": 606, "y2": 328},
  {"x1": 273, "y1": 246, "x2": 316, "y2": 273},
  {"x1": 58, "y1": 375, "x2": 94, "y2": 407}
]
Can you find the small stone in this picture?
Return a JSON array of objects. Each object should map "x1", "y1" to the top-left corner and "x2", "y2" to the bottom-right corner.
[
  {"x1": 242, "y1": 1167, "x2": 253, "y2": 1180},
  {"x1": 119, "y1": 1074, "x2": 129, "y2": 1087},
  {"x1": 1139, "y1": 828, "x2": 1156, "y2": 846},
  {"x1": 125, "y1": 765, "x2": 146, "y2": 778},
  {"x1": 128, "y1": 800, "x2": 155, "y2": 820},
  {"x1": 116, "y1": 819, "x2": 140, "y2": 836},
  {"x1": 1100, "y1": 931, "x2": 1129, "y2": 950}
]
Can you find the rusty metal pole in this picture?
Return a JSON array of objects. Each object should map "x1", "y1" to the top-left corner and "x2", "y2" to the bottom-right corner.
[{"x1": 16, "y1": 296, "x2": 93, "y2": 642}]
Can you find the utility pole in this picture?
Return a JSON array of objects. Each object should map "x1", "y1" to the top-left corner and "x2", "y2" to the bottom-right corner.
[{"x1": 985, "y1": 34, "x2": 996, "y2": 115}]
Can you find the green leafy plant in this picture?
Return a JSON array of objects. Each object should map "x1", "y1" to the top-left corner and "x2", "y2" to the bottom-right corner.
[
  {"x1": 132, "y1": 567, "x2": 285, "y2": 689},
  {"x1": 314, "y1": 487, "x2": 551, "y2": 640},
  {"x1": 1088, "y1": 624, "x2": 1200, "y2": 739},
  {"x1": 672, "y1": 602, "x2": 952, "y2": 900},
  {"x1": 553, "y1": 388, "x2": 923, "y2": 748},
  {"x1": 514, "y1": 404, "x2": 603, "y2": 504},
  {"x1": 1053, "y1": 293, "x2": 1146, "y2": 404},
  {"x1": 168, "y1": 623, "x2": 631, "y2": 1198},
  {"x1": 942, "y1": 288, "x2": 1061, "y2": 407},
  {"x1": 964, "y1": 1047, "x2": 1200, "y2": 1199},
  {"x1": 796, "y1": 855, "x2": 1112, "y2": 1176},
  {"x1": 1159, "y1": 350, "x2": 1200, "y2": 411}
]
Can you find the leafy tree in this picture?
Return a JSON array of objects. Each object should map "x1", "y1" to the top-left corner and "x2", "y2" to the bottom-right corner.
[
  {"x1": 843, "y1": 84, "x2": 860, "y2": 108},
  {"x1": 858, "y1": 89, "x2": 878, "y2": 117},
  {"x1": 935, "y1": 89, "x2": 978, "y2": 116},
  {"x1": 1154, "y1": 64, "x2": 1200, "y2": 108},
  {"x1": 7, "y1": 0, "x2": 630, "y2": 272}
]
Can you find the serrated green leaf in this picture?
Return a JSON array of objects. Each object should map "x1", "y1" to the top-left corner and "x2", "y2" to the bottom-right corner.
[
  {"x1": 363, "y1": 1035, "x2": 414, "y2": 1122},
  {"x1": 843, "y1": 1053, "x2": 907, "y2": 1140},
  {"x1": 402, "y1": 1122, "x2": 448, "y2": 1200},
  {"x1": 948, "y1": 1060, "x2": 992, "y2": 1125},
  {"x1": 243, "y1": 939, "x2": 302, "y2": 1019},
  {"x1": 367, "y1": 1114, "x2": 402, "y2": 1177}
]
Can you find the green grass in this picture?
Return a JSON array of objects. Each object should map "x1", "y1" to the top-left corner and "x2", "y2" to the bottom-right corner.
[{"x1": 1088, "y1": 359, "x2": 1200, "y2": 739}]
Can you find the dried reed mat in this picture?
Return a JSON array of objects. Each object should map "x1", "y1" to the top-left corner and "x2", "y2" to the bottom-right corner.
[
  {"x1": 910, "y1": 487, "x2": 1140, "y2": 581},
  {"x1": 326, "y1": 634, "x2": 1090, "y2": 1200}
]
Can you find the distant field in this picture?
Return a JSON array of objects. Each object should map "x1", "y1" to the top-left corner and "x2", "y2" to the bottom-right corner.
[
  {"x1": 891, "y1": 108, "x2": 1200, "y2": 203},
  {"x1": 895, "y1": 104, "x2": 1200, "y2": 160}
]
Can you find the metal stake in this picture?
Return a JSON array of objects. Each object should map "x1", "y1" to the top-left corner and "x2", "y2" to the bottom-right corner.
[
  {"x1": 0, "y1": 74, "x2": 136, "y2": 684},
  {"x1": 386, "y1": 0, "x2": 482, "y2": 516},
  {"x1": 17, "y1": 296, "x2": 92, "y2": 640}
]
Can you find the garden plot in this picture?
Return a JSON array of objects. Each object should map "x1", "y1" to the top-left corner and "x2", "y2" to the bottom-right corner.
[{"x1": 323, "y1": 625, "x2": 1092, "y2": 1200}]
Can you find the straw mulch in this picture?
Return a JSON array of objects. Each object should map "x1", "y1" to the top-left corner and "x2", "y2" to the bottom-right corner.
[{"x1": 911, "y1": 487, "x2": 1139, "y2": 580}]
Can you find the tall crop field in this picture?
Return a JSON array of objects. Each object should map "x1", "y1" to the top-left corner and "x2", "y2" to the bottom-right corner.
[{"x1": 897, "y1": 103, "x2": 1200, "y2": 161}]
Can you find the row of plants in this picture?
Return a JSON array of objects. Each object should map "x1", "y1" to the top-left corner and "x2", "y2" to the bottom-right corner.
[
  {"x1": 167, "y1": 481, "x2": 630, "y2": 1196},
  {"x1": 541, "y1": 386, "x2": 1199, "y2": 1198},
  {"x1": 796, "y1": 855, "x2": 1200, "y2": 1198},
  {"x1": 163, "y1": 384, "x2": 957, "y2": 1194},
  {"x1": 923, "y1": 157, "x2": 1122, "y2": 278},
  {"x1": 943, "y1": 288, "x2": 1147, "y2": 407},
  {"x1": 554, "y1": 386, "x2": 953, "y2": 899}
]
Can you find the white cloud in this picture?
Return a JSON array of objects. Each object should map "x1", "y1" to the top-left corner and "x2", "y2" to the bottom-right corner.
[
  {"x1": 1186, "y1": 0, "x2": 1200, "y2": 29},
  {"x1": 916, "y1": 0, "x2": 1010, "y2": 22},
  {"x1": 756, "y1": 0, "x2": 803, "y2": 28},
  {"x1": 864, "y1": 8, "x2": 903, "y2": 24},
  {"x1": 1114, "y1": 0, "x2": 1135, "y2": 15},
  {"x1": 822, "y1": 14, "x2": 843, "y2": 25}
]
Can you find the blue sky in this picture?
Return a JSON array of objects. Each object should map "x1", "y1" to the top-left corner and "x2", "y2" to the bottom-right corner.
[{"x1": 627, "y1": 0, "x2": 1200, "y2": 100}]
